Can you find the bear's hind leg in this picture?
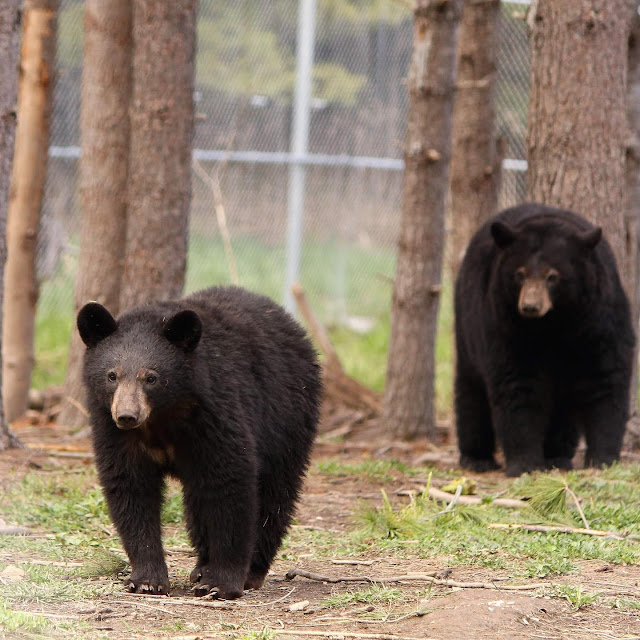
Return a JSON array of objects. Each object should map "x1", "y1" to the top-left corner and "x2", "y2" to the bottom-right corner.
[
  {"x1": 244, "y1": 465, "x2": 304, "y2": 590},
  {"x1": 456, "y1": 372, "x2": 499, "y2": 472}
]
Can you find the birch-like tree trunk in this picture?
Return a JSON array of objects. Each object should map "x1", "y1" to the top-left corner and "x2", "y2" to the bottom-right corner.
[
  {"x1": 3, "y1": 0, "x2": 58, "y2": 423},
  {"x1": 0, "y1": 0, "x2": 23, "y2": 449},
  {"x1": 382, "y1": 0, "x2": 463, "y2": 440},
  {"x1": 58, "y1": 0, "x2": 132, "y2": 427},
  {"x1": 119, "y1": 0, "x2": 197, "y2": 308},
  {"x1": 449, "y1": 0, "x2": 502, "y2": 279},
  {"x1": 527, "y1": 0, "x2": 629, "y2": 283}
]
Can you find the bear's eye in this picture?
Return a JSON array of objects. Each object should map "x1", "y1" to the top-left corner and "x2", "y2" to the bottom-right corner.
[
  {"x1": 515, "y1": 267, "x2": 526, "y2": 284},
  {"x1": 546, "y1": 270, "x2": 559, "y2": 285},
  {"x1": 145, "y1": 374, "x2": 157, "y2": 385},
  {"x1": 107, "y1": 371, "x2": 117, "y2": 383}
]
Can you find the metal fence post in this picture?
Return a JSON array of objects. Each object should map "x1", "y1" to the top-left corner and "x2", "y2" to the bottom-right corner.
[{"x1": 283, "y1": 0, "x2": 317, "y2": 313}]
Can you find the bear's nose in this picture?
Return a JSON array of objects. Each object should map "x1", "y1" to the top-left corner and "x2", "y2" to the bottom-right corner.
[
  {"x1": 520, "y1": 303, "x2": 542, "y2": 317},
  {"x1": 116, "y1": 413, "x2": 141, "y2": 430}
]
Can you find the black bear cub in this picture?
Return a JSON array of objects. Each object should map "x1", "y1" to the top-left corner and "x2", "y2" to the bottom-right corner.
[
  {"x1": 455, "y1": 203, "x2": 634, "y2": 477},
  {"x1": 78, "y1": 286, "x2": 322, "y2": 598}
]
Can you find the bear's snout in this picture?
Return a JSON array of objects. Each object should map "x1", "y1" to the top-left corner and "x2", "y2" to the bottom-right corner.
[
  {"x1": 518, "y1": 278, "x2": 552, "y2": 318},
  {"x1": 111, "y1": 380, "x2": 151, "y2": 429}
]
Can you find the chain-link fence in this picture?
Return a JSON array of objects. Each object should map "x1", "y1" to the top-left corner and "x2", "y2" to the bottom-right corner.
[{"x1": 36, "y1": 0, "x2": 530, "y2": 384}]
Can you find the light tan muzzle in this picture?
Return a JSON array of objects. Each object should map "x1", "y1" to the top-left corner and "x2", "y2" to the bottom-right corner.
[
  {"x1": 518, "y1": 278, "x2": 552, "y2": 318},
  {"x1": 111, "y1": 380, "x2": 151, "y2": 429}
]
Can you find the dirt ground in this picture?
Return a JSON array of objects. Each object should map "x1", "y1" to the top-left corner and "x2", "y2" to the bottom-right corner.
[{"x1": 1, "y1": 419, "x2": 640, "y2": 640}]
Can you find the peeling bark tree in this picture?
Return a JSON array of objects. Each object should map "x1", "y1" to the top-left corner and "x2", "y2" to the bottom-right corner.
[
  {"x1": 119, "y1": 0, "x2": 197, "y2": 309},
  {"x1": 382, "y1": 0, "x2": 463, "y2": 440},
  {"x1": 449, "y1": 0, "x2": 502, "y2": 280},
  {"x1": 0, "y1": 0, "x2": 23, "y2": 449},
  {"x1": 527, "y1": 0, "x2": 629, "y2": 284},
  {"x1": 3, "y1": 0, "x2": 58, "y2": 423},
  {"x1": 58, "y1": 0, "x2": 132, "y2": 428}
]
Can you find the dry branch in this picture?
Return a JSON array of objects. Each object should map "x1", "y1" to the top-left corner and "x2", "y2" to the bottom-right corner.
[
  {"x1": 489, "y1": 523, "x2": 640, "y2": 541},
  {"x1": 0, "y1": 525, "x2": 32, "y2": 536},
  {"x1": 401, "y1": 485, "x2": 528, "y2": 509},
  {"x1": 192, "y1": 157, "x2": 238, "y2": 284},
  {"x1": 285, "y1": 567, "x2": 546, "y2": 591},
  {"x1": 169, "y1": 633, "x2": 434, "y2": 640},
  {"x1": 291, "y1": 283, "x2": 381, "y2": 416}
]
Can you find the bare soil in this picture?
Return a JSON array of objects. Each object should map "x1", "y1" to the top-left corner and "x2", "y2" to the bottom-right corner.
[{"x1": 1, "y1": 420, "x2": 639, "y2": 640}]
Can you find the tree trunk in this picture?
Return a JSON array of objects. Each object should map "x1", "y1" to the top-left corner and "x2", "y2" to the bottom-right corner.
[
  {"x1": 449, "y1": 0, "x2": 502, "y2": 280},
  {"x1": 382, "y1": 0, "x2": 463, "y2": 440},
  {"x1": 0, "y1": 0, "x2": 23, "y2": 449},
  {"x1": 3, "y1": 0, "x2": 58, "y2": 424},
  {"x1": 119, "y1": 0, "x2": 197, "y2": 309},
  {"x1": 58, "y1": 0, "x2": 132, "y2": 428},
  {"x1": 526, "y1": 0, "x2": 629, "y2": 284},
  {"x1": 625, "y1": 3, "x2": 640, "y2": 442}
]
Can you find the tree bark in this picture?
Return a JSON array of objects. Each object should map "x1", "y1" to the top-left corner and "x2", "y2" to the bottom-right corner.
[
  {"x1": 625, "y1": 2, "x2": 640, "y2": 438},
  {"x1": 0, "y1": 0, "x2": 23, "y2": 449},
  {"x1": 119, "y1": 0, "x2": 197, "y2": 309},
  {"x1": 3, "y1": 0, "x2": 58, "y2": 423},
  {"x1": 382, "y1": 0, "x2": 463, "y2": 440},
  {"x1": 58, "y1": 0, "x2": 132, "y2": 428},
  {"x1": 527, "y1": 0, "x2": 629, "y2": 285},
  {"x1": 449, "y1": 0, "x2": 502, "y2": 280}
]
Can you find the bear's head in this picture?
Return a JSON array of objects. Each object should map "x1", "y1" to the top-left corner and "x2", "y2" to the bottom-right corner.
[
  {"x1": 77, "y1": 302, "x2": 202, "y2": 430},
  {"x1": 490, "y1": 218, "x2": 602, "y2": 319}
]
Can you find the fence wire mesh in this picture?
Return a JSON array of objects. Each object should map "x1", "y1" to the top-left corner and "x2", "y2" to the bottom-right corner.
[{"x1": 36, "y1": 0, "x2": 530, "y2": 384}]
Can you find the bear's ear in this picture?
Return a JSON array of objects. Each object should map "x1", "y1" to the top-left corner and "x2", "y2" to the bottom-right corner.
[
  {"x1": 164, "y1": 310, "x2": 202, "y2": 352},
  {"x1": 77, "y1": 302, "x2": 118, "y2": 348},
  {"x1": 576, "y1": 226, "x2": 602, "y2": 250},
  {"x1": 490, "y1": 221, "x2": 517, "y2": 249}
]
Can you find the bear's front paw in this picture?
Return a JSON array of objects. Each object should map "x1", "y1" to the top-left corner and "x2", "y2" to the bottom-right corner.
[
  {"x1": 190, "y1": 563, "x2": 244, "y2": 600},
  {"x1": 126, "y1": 566, "x2": 170, "y2": 595},
  {"x1": 505, "y1": 457, "x2": 544, "y2": 477},
  {"x1": 545, "y1": 456, "x2": 573, "y2": 471},
  {"x1": 459, "y1": 454, "x2": 500, "y2": 473}
]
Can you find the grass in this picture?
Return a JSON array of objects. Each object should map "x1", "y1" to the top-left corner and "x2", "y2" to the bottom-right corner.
[
  {"x1": 33, "y1": 233, "x2": 457, "y2": 419},
  {"x1": 314, "y1": 458, "x2": 413, "y2": 483},
  {"x1": 322, "y1": 585, "x2": 403, "y2": 609},
  {"x1": 1, "y1": 457, "x2": 639, "y2": 637},
  {"x1": 343, "y1": 463, "x2": 640, "y2": 577},
  {"x1": 549, "y1": 584, "x2": 600, "y2": 610}
]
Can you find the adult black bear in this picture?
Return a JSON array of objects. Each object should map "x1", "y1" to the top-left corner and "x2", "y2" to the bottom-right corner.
[
  {"x1": 78, "y1": 286, "x2": 322, "y2": 598},
  {"x1": 455, "y1": 203, "x2": 634, "y2": 477}
]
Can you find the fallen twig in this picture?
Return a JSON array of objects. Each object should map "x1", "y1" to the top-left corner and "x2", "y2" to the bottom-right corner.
[
  {"x1": 0, "y1": 524, "x2": 32, "y2": 536},
  {"x1": 434, "y1": 484, "x2": 462, "y2": 516},
  {"x1": 112, "y1": 593, "x2": 232, "y2": 610},
  {"x1": 234, "y1": 586, "x2": 296, "y2": 607},
  {"x1": 401, "y1": 485, "x2": 529, "y2": 509},
  {"x1": 285, "y1": 568, "x2": 545, "y2": 591},
  {"x1": 563, "y1": 480, "x2": 590, "y2": 529},
  {"x1": 489, "y1": 523, "x2": 640, "y2": 541},
  {"x1": 167, "y1": 634, "x2": 433, "y2": 640},
  {"x1": 276, "y1": 631, "x2": 438, "y2": 640}
]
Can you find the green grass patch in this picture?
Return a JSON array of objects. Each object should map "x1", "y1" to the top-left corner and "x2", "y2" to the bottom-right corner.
[
  {"x1": 547, "y1": 584, "x2": 600, "y2": 610},
  {"x1": 322, "y1": 584, "x2": 402, "y2": 609},
  {"x1": 314, "y1": 458, "x2": 413, "y2": 483},
  {"x1": 352, "y1": 465, "x2": 640, "y2": 576},
  {"x1": 0, "y1": 600, "x2": 51, "y2": 635}
]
